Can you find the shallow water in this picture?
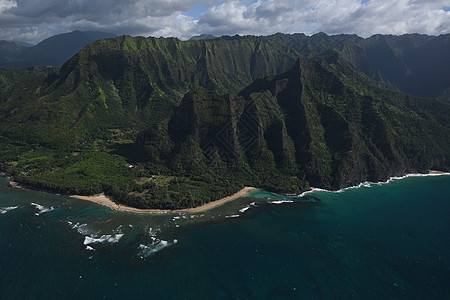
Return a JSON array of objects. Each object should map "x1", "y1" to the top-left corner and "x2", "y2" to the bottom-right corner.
[{"x1": 0, "y1": 175, "x2": 449, "y2": 298}]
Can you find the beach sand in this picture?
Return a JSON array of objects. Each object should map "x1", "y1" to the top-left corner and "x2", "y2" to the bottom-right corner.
[
  {"x1": 71, "y1": 187, "x2": 258, "y2": 214},
  {"x1": 8, "y1": 169, "x2": 449, "y2": 214},
  {"x1": 429, "y1": 170, "x2": 448, "y2": 174}
]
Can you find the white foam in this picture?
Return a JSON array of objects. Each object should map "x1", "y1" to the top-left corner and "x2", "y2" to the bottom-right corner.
[
  {"x1": 30, "y1": 202, "x2": 54, "y2": 215},
  {"x1": 269, "y1": 200, "x2": 294, "y2": 204},
  {"x1": 83, "y1": 234, "x2": 124, "y2": 245},
  {"x1": 30, "y1": 202, "x2": 45, "y2": 210},
  {"x1": 299, "y1": 188, "x2": 328, "y2": 198},
  {"x1": 299, "y1": 172, "x2": 450, "y2": 196},
  {"x1": 138, "y1": 239, "x2": 172, "y2": 258},
  {"x1": 225, "y1": 214, "x2": 240, "y2": 218},
  {"x1": 335, "y1": 181, "x2": 373, "y2": 192},
  {"x1": 239, "y1": 206, "x2": 251, "y2": 213},
  {"x1": 0, "y1": 206, "x2": 19, "y2": 214},
  {"x1": 71, "y1": 222, "x2": 123, "y2": 246},
  {"x1": 70, "y1": 222, "x2": 96, "y2": 236},
  {"x1": 86, "y1": 246, "x2": 95, "y2": 251},
  {"x1": 148, "y1": 227, "x2": 161, "y2": 237},
  {"x1": 337, "y1": 173, "x2": 450, "y2": 192}
]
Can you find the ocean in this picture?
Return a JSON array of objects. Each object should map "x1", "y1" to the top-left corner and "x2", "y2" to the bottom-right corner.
[{"x1": 0, "y1": 174, "x2": 449, "y2": 299}]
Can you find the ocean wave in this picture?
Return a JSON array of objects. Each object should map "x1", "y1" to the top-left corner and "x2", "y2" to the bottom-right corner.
[
  {"x1": 300, "y1": 172, "x2": 450, "y2": 197},
  {"x1": 225, "y1": 214, "x2": 240, "y2": 218},
  {"x1": 31, "y1": 202, "x2": 54, "y2": 216},
  {"x1": 148, "y1": 226, "x2": 161, "y2": 237},
  {"x1": 83, "y1": 234, "x2": 124, "y2": 245},
  {"x1": 237, "y1": 201, "x2": 258, "y2": 213},
  {"x1": 0, "y1": 206, "x2": 19, "y2": 214},
  {"x1": 68, "y1": 221, "x2": 125, "y2": 246},
  {"x1": 69, "y1": 222, "x2": 98, "y2": 236},
  {"x1": 298, "y1": 188, "x2": 328, "y2": 198},
  {"x1": 239, "y1": 206, "x2": 250, "y2": 213},
  {"x1": 138, "y1": 238, "x2": 175, "y2": 258},
  {"x1": 269, "y1": 200, "x2": 294, "y2": 204}
]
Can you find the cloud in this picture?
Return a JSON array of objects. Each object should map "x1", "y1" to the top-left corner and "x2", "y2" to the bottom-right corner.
[
  {"x1": 0, "y1": 0, "x2": 214, "y2": 42},
  {"x1": 196, "y1": 0, "x2": 450, "y2": 37},
  {"x1": 0, "y1": 0, "x2": 448, "y2": 44}
]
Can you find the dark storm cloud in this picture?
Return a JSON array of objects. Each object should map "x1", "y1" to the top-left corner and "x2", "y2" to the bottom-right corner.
[{"x1": 0, "y1": 0, "x2": 449, "y2": 44}]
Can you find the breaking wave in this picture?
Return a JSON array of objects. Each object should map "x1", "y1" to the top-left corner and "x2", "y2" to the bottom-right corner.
[
  {"x1": 225, "y1": 214, "x2": 240, "y2": 218},
  {"x1": 68, "y1": 222, "x2": 125, "y2": 247},
  {"x1": 84, "y1": 234, "x2": 124, "y2": 245},
  {"x1": 30, "y1": 202, "x2": 54, "y2": 216},
  {"x1": 0, "y1": 206, "x2": 19, "y2": 214},
  {"x1": 138, "y1": 238, "x2": 177, "y2": 258},
  {"x1": 300, "y1": 172, "x2": 450, "y2": 197},
  {"x1": 269, "y1": 200, "x2": 294, "y2": 205}
]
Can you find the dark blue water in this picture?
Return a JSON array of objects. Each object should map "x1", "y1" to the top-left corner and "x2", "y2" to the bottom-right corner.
[{"x1": 0, "y1": 175, "x2": 449, "y2": 299}]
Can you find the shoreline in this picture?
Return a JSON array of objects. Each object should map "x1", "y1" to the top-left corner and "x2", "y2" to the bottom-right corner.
[
  {"x1": 3, "y1": 169, "x2": 449, "y2": 213},
  {"x1": 71, "y1": 187, "x2": 258, "y2": 214},
  {"x1": 299, "y1": 170, "x2": 450, "y2": 197}
]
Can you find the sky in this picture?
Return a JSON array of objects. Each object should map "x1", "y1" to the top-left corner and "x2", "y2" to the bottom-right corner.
[{"x1": 0, "y1": 0, "x2": 449, "y2": 44}]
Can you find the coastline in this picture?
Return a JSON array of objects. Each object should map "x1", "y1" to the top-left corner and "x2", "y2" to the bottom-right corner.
[
  {"x1": 299, "y1": 170, "x2": 450, "y2": 197},
  {"x1": 71, "y1": 187, "x2": 258, "y2": 214},
  {"x1": 3, "y1": 169, "x2": 449, "y2": 213}
]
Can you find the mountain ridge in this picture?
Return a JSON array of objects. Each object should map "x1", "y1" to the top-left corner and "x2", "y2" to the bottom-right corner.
[
  {"x1": 0, "y1": 30, "x2": 116, "y2": 68},
  {"x1": 0, "y1": 33, "x2": 449, "y2": 209},
  {"x1": 129, "y1": 53, "x2": 450, "y2": 208}
]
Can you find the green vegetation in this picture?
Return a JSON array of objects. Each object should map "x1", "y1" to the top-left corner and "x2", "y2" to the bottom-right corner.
[
  {"x1": 137, "y1": 53, "x2": 450, "y2": 194},
  {"x1": 0, "y1": 33, "x2": 449, "y2": 209}
]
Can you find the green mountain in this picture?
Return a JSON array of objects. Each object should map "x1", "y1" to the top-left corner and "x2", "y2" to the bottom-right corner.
[
  {"x1": 0, "y1": 66, "x2": 57, "y2": 93},
  {"x1": 340, "y1": 33, "x2": 450, "y2": 101},
  {"x1": 7, "y1": 32, "x2": 448, "y2": 148},
  {"x1": 0, "y1": 34, "x2": 310, "y2": 148},
  {"x1": 2, "y1": 32, "x2": 449, "y2": 98},
  {"x1": 136, "y1": 52, "x2": 450, "y2": 195},
  {"x1": 1, "y1": 33, "x2": 449, "y2": 209},
  {"x1": 0, "y1": 30, "x2": 116, "y2": 68}
]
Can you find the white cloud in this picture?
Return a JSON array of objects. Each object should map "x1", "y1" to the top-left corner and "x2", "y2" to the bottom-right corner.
[
  {"x1": 0, "y1": 0, "x2": 16, "y2": 13},
  {"x1": 0, "y1": 0, "x2": 448, "y2": 44},
  {"x1": 196, "y1": 0, "x2": 450, "y2": 37}
]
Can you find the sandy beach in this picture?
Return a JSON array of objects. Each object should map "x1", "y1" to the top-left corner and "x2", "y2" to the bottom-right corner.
[
  {"x1": 6, "y1": 169, "x2": 449, "y2": 214},
  {"x1": 429, "y1": 170, "x2": 449, "y2": 174},
  {"x1": 71, "y1": 186, "x2": 258, "y2": 214}
]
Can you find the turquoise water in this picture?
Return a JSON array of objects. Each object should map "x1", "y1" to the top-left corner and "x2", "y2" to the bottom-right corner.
[{"x1": 0, "y1": 175, "x2": 449, "y2": 298}]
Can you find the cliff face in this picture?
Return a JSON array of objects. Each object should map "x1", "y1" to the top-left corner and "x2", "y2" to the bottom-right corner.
[
  {"x1": 1, "y1": 33, "x2": 450, "y2": 208},
  {"x1": 137, "y1": 53, "x2": 450, "y2": 192},
  {"x1": 2, "y1": 33, "x2": 449, "y2": 148}
]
